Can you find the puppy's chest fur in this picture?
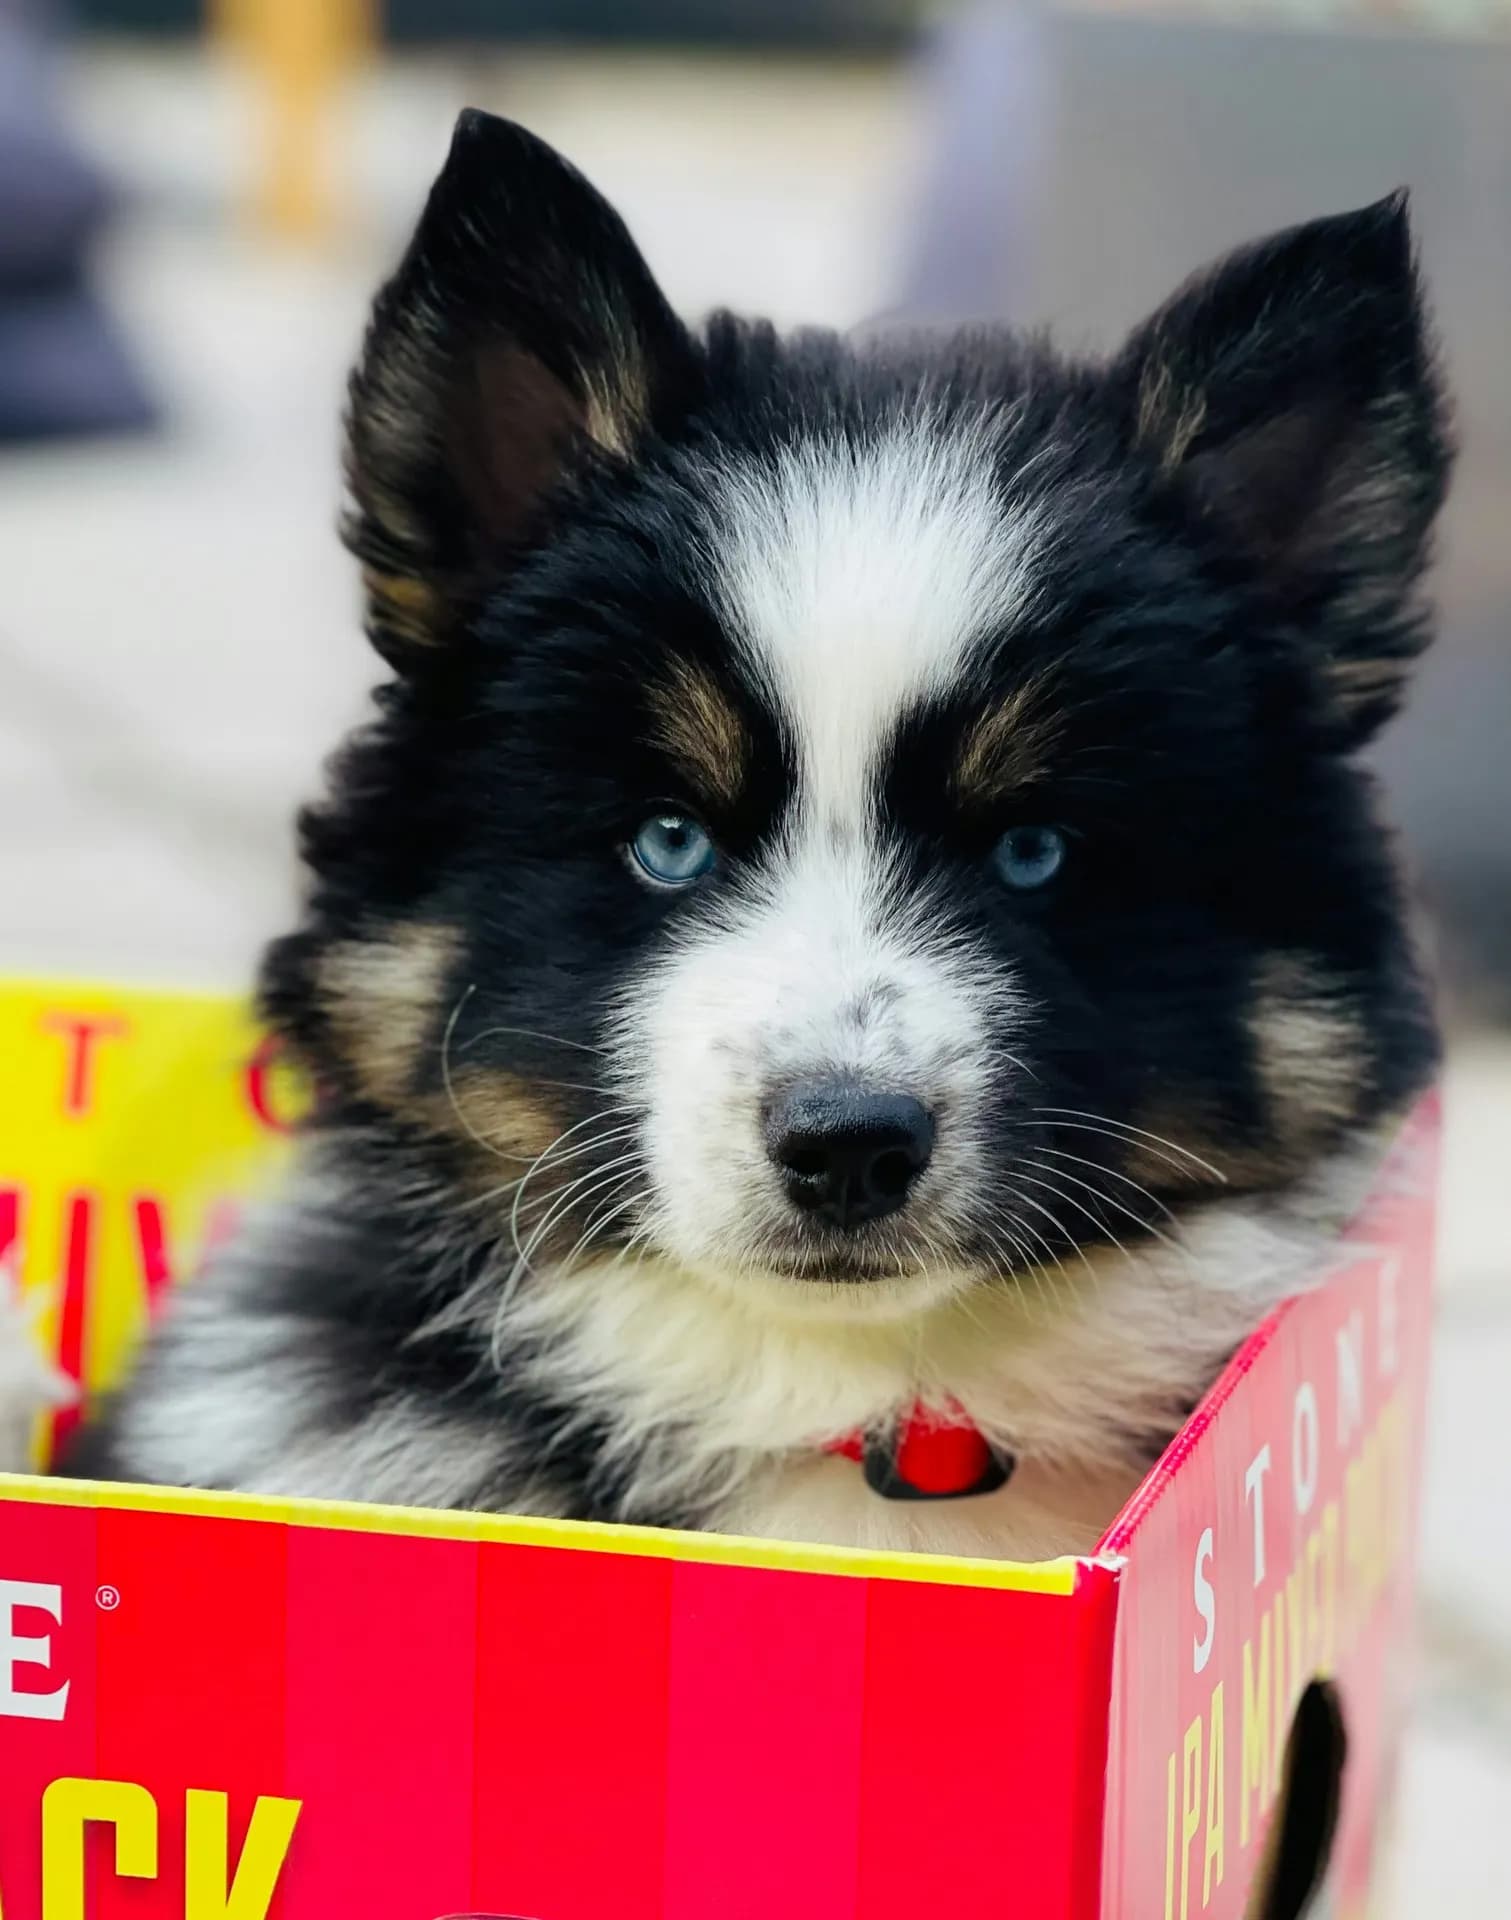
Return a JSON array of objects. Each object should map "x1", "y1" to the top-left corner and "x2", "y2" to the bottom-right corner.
[{"x1": 95, "y1": 1140, "x2": 1374, "y2": 1562}]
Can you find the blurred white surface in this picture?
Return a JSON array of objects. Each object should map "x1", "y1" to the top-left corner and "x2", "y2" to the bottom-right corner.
[{"x1": 3, "y1": 43, "x2": 1508, "y2": 1908}]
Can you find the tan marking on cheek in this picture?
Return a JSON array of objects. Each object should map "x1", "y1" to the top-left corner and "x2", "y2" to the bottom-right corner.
[
  {"x1": 431, "y1": 1069, "x2": 568, "y2": 1164},
  {"x1": 1125, "y1": 957, "x2": 1369, "y2": 1191},
  {"x1": 320, "y1": 923, "x2": 460, "y2": 1106},
  {"x1": 1248, "y1": 954, "x2": 1367, "y2": 1148},
  {"x1": 954, "y1": 686, "x2": 1062, "y2": 803},
  {"x1": 1128, "y1": 956, "x2": 1374, "y2": 1182},
  {"x1": 647, "y1": 660, "x2": 750, "y2": 810}
]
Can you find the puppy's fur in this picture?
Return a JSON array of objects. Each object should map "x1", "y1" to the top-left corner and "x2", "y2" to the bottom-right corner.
[{"x1": 73, "y1": 114, "x2": 1451, "y2": 1561}]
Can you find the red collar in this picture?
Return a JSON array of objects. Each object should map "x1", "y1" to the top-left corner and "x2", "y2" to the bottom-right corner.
[{"x1": 828, "y1": 1401, "x2": 1015, "y2": 1502}]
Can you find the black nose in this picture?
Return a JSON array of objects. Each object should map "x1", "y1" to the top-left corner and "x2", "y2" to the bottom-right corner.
[{"x1": 767, "y1": 1082, "x2": 935, "y2": 1231}]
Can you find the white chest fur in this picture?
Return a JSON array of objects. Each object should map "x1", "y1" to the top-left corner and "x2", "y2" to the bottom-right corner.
[
  {"x1": 503, "y1": 1141, "x2": 1378, "y2": 1556},
  {"x1": 719, "y1": 1450, "x2": 1148, "y2": 1563}
]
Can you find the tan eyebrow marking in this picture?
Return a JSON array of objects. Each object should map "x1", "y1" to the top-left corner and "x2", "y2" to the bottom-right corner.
[
  {"x1": 645, "y1": 659, "x2": 750, "y2": 810},
  {"x1": 953, "y1": 684, "x2": 1062, "y2": 803}
]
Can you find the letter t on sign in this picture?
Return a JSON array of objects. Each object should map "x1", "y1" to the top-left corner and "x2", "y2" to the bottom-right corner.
[
  {"x1": 1244, "y1": 1445, "x2": 1273, "y2": 1589},
  {"x1": 40, "y1": 1013, "x2": 129, "y2": 1119}
]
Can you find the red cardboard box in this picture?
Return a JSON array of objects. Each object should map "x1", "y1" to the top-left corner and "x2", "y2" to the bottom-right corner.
[{"x1": 0, "y1": 983, "x2": 1437, "y2": 1918}]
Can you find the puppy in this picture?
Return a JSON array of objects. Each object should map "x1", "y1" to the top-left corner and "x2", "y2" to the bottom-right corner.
[{"x1": 72, "y1": 113, "x2": 1451, "y2": 1562}]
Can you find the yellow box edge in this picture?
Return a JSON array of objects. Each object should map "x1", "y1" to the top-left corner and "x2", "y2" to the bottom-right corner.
[{"x1": 0, "y1": 1471, "x2": 1081, "y2": 1595}]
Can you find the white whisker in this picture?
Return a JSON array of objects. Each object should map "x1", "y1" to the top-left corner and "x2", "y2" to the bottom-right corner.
[
  {"x1": 515, "y1": 1161, "x2": 647, "y2": 1270},
  {"x1": 461, "y1": 1023, "x2": 609, "y2": 1058},
  {"x1": 439, "y1": 987, "x2": 526, "y2": 1162},
  {"x1": 458, "y1": 1121, "x2": 642, "y2": 1212},
  {"x1": 511, "y1": 1147, "x2": 646, "y2": 1224},
  {"x1": 1019, "y1": 1157, "x2": 1188, "y2": 1260},
  {"x1": 1033, "y1": 1109, "x2": 1229, "y2": 1185},
  {"x1": 1030, "y1": 1146, "x2": 1183, "y2": 1226},
  {"x1": 1010, "y1": 1167, "x2": 1139, "y2": 1273}
]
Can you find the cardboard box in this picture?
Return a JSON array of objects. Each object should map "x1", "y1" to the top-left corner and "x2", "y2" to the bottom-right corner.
[{"x1": 0, "y1": 981, "x2": 1437, "y2": 1918}]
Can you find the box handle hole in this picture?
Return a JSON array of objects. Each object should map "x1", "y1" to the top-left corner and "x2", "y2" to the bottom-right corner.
[{"x1": 1247, "y1": 1678, "x2": 1348, "y2": 1920}]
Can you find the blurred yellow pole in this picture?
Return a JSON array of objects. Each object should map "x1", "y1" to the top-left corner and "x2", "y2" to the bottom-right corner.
[
  {"x1": 211, "y1": 0, "x2": 375, "y2": 243},
  {"x1": 207, "y1": 0, "x2": 255, "y2": 47}
]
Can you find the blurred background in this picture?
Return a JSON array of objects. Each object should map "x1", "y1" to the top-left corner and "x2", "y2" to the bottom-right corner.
[{"x1": 1, "y1": 0, "x2": 1507, "y2": 1903}]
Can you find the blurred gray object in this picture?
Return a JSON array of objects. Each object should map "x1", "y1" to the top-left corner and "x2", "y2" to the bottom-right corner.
[
  {"x1": 900, "y1": 4, "x2": 1511, "y2": 1022},
  {"x1": 0, "y1": 0, "x2": 154, "y2": 439},
  {"x1": 382, "y1": 0, "x2": 919, "y2": 38},
  {"x1": 79, "y1": 0, "x2": 920, "y2": 43}
]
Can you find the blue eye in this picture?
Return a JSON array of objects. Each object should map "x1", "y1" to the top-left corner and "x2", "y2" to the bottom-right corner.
[
  {"x1": 994, "y1": 825, "x2": 1067, "y2": 891},
  {"x1": 630, "y1": 813, "x2": 717, "y2": 887}
]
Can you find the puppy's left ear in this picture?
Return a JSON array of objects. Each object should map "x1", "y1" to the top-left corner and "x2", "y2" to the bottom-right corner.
[
  {"x1": 1113, "y1": 193, "x2": 1452, "y2": 747},
  {"x1": 345, "y1": 110, "x2": 701, "y2": 668}
]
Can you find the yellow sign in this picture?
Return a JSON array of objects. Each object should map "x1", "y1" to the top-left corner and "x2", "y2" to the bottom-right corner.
[{"x1": 0, "y1": 981, "x2": 305, "y2": 1467}]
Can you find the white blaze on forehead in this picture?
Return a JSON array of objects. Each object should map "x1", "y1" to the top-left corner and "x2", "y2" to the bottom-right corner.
[
  {"x1": 711, "y1": 419, "x2": 1039, "y2": 821},
  {"x1": 615, "y1": 418, "x2": 1038, "y2": 1279}
]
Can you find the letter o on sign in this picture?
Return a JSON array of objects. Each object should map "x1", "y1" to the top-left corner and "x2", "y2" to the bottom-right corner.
[{"x1": 245, "y1": 1035, "x2": 310, "y2": 1134}]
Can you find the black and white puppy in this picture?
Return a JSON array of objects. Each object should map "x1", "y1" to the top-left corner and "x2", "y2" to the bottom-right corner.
[{"x1": 75, "y1": 113, "x2": 1451, "y2": 1560}]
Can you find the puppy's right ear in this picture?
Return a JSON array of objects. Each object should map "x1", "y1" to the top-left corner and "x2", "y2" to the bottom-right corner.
[{"x1": 345, "y1": 110, "x2": 699, "y2": 668}]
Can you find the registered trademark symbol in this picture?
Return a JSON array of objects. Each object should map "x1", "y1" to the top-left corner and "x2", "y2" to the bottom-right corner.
[{"x1": 95, "y1": 1584, "x2": 121, "y2": 1612}]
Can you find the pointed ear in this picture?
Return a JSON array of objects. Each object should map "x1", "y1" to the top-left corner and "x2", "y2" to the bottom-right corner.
[
  {"x1": 344, "y1": 109, "x2": 700, "y2": 668},
  {"x1": 1113, "y1": 193, "x2": 1452, "y2": 747}
]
